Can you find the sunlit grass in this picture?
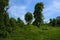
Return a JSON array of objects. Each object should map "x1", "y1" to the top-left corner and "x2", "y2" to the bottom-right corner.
[{"x1": 0, "y1": 25, "x2": 60, "y2": 40}]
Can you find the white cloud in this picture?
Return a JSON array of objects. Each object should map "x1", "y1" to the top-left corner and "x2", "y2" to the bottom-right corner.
[
  {"x1": 43, "y1": 0, "x2": 60, "y2": 22},
  {"x1": 8, "y1": 0, "x2": 33, "y2": 21},
  {"x1": 9, "y1": 0, "x2": 60, "y2": 23},
  {"x1": 44, "y1": 1, "x2": 60, "y2": 13},
  {"x1": 8, "y1": 5, "x2": 27, "y2": 20}
]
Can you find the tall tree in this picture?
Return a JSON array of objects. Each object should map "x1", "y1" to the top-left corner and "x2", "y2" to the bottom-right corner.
[
  {"x1": 33, "y1": 2, "x2": 44, "y2": 27},
  {"x1": 4, "y1": 12, "x2": 10, "y2": 33},
  {"x1": 0, "y1": 0, "x2": 9, "y2": 30},
  {"x1": 0, "y1": 0, "x2": 9, "y2": 37},
  {"x1": 25, "y1": 12, "x2": 33, "y2": 24}
]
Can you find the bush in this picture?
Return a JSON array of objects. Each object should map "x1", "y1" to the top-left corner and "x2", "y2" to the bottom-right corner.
[{"x1": 0, "y1": 30, "x2": 8, "y2": 38}]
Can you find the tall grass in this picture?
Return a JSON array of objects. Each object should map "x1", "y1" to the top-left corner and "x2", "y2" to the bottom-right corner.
[{"x1": 0, "y1": 25, "x2": 60, "y2": 40}]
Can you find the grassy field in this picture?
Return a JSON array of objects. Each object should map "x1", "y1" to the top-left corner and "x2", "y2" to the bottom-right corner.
[{"x1": 0, "y1": 25, "x2": 60, "y2": 40}]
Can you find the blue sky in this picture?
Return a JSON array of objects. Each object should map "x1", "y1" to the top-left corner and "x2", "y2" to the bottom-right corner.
[{"x1": 8, "y1": 0, "x2": 60, "y2": 22}]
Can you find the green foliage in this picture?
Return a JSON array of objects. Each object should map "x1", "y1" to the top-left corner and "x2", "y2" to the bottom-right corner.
[
  {"x1": 49, "y1": 18, "x2": 56, "y2": 26},
  {"x1": 0, "y1": 30, "x2": 8, "y2": 38},
  {"x1": 1, "y1": 0, "x2": 60, "y2": 40},
  {"x1": 49, "y1": 16, "x2": 60, "y2": 26},
  {"x1": 52, "y1": 18, "x2": 56, "y2": 26},
  {"x1": 1, "y1": 25, "x2": 60, "y2": 40},
  {"x1": 9, "y1": 18, "x2": 16, "y2": 31},
  {"x1": 0, "y1": 0, "x2": 9, "y2": 38},
  {"x1": 33, "y1": 2, "x2": 44, "y2": 27},
  {"x1": 56, "y1": 16, "x2": 60, "y2": 26},
  {"x1": 0, "y1": 0, "x2": 9, "y2": 9},
  {"x1": 49, "y1": 18, "x2": 53, "y2": 25},
  {"x1": 25, "y1": 12, "x2": 33, "y2": 24},
  {"x1": 4, "y1": 13, "x2": 10, "y2": 29},
  {"x1": 16, "y1": 18, "x2": 24, "y2": 27},
  {"x1": 35, "y1": 2, "x2": 44, "y2": 12}
]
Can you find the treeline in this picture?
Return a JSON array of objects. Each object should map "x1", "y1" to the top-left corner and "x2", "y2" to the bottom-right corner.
[
  {"x1": 49, "y1": 16, "x2": 60, "y2": 26},
  {"x1": 0, "y1": 0, "x2": 60, "y2": 38},
  {"x1": 0, "y1": 0, "x2": 24, "y2": 38},
  {"x1": 0, "y1": 0, "x2": 44, "y2": 38}
]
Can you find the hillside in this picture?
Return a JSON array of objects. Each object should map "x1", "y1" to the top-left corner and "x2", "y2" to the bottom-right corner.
[{"x1": 1, "y1": 25, "x2": 60, "y2": 40}]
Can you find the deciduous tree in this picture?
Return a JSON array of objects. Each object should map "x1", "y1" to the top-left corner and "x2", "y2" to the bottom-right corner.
[
  {"x1": 33, "y1": 2, "x2": 44, "y2": 27},
  {"x1": 25, "y1": 12, "x2": 33, "y2": 24}
]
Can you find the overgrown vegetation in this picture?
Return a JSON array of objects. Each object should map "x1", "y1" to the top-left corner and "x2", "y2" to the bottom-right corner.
[
  {"x1": 49, "y1": 16, "x2": 60, "y2": 26},
  {"x1": 0, "y1": 0, "x2": 60, "y2": 40}
]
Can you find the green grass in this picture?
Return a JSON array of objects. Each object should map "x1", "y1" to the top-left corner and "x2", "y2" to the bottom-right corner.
[{"x1": 0, "y1": 25, "x2": 60, "y2": 40}]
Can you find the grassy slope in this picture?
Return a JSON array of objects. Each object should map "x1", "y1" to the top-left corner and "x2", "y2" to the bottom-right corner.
[{"x1": 1, "y1": 25, "x2": 60, "y2": 40}]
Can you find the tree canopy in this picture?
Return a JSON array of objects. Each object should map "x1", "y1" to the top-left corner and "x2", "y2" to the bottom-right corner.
[
  {"x1": 33, "y1": 2, "x2": 44, "y2": 27},
  {"x1": 25, "y1": 12, "x2": 33, "y2": 24}
]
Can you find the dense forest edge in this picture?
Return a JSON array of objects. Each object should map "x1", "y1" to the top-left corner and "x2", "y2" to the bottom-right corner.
[{"x1": 0, "y1": 0, "x2": 60, "y2": 40}]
